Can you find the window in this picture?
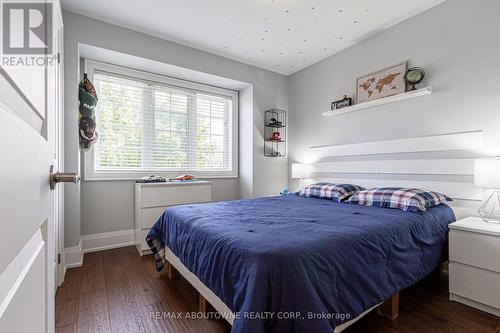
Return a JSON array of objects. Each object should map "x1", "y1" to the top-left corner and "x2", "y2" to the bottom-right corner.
[{"x1": 83, "y1": 61, "x2": 238, "y2": 180}]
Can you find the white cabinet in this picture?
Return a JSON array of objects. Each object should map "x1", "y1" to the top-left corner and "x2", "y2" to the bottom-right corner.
[
  {"x1": 449, "y1": 217, "x2": 500, "y2": 317},
  {"x1": 134, "y1": 181, "x2": 212, "y2": 255}
]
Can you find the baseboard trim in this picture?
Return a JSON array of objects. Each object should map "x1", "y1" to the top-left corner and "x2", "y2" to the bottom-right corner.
[
  {"x1": 63, "y1": 229, "x2": 134, "y2": 273},
  {"x1": 64, "y1": 240, "x2": 83, "y2": 269},
  {"x1": 81, "y1": 229, "x2": 135, "y2": 253}
]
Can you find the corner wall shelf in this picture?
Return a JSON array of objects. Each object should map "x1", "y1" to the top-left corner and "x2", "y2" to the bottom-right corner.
[
  {"x1": 264, "y1": 109, "x2": 286, "y2": 157},
  {"x1": 322, "y1": 86, "x2": 433, "y2": 117}
]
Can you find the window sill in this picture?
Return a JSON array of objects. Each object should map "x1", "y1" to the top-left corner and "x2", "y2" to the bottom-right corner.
[{"x1": 83, "y1": 171, "x2": 238, "y2": 181}]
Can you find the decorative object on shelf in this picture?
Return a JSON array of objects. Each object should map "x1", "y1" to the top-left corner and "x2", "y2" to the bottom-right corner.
[
  {"x1": 356, "y1": 62, "x2": 406, "y2": 104},
  {"x1": 271, "y1": 132, "x2": 281, "y2": 141},
  {"x1": 172, "y1": 174, "x2": 196, "y2": 181},
  {"x1": 474, "y1": 158, "x2": 500, "y2": 224},
  {"x1": 265, "y1": 109, "x2": 286, "y2": 157},
  {"x1": 268, "y1": 117, "x2": 283, "y2": 127},
  {"x1": 404, "y1": 67, "x2": 425, "y2": 91},
  {"x1": 136, "y1": 175, "x2": 166, "y2": 183},
  {"x1": 331, "y1": 95, "x2": 352, "y2": 111},
  {"x1": 79, "y1": 73, "x2": 99, "y2": 151}
]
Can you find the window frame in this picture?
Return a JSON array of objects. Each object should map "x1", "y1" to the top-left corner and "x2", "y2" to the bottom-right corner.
[{"x1": 83, "y1": 60, "x2": 239, "y2": 181}]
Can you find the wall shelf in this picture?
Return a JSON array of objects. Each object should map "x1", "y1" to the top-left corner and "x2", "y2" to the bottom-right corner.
[
  {"x1": 264, "y1": 109, "x2": 287, "y2": 157},
  {"x1": 322, "y1": 86, "x2": 432, "y2": 117}
]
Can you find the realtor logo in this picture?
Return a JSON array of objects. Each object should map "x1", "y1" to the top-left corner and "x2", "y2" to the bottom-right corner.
[{"x1": 2, "y1": 3, "x2": 52, "y2": 54}]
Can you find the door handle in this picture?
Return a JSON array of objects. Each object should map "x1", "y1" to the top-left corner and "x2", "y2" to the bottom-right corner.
[{"x1": 49, "y1": 165, "x2": 80, "y2": 190}]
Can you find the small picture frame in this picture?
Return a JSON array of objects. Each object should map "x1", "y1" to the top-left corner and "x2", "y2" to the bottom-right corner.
[{"x1": 331, "y1": 95, "x2": 352, "y2": 110}]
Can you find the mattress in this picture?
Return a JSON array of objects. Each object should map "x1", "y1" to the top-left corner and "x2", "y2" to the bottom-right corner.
[{"x1": 147, "y1": 195, "x2": 455, "y2": 333}]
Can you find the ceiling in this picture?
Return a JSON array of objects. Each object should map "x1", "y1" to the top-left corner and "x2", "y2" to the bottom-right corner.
[{"x1": 61, "y1": 0, "x2": 445, "y2": 76}]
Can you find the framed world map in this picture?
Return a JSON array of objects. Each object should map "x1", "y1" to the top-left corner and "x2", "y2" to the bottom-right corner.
[{"x1": 356, "y1": 62, "x2": 406, "y2": 104}]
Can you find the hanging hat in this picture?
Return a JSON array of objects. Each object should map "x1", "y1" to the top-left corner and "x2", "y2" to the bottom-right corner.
[
  {"x1": 79, "y1": 74, "x2": 99, "y2": 150},
  {"x1": 79, "y1": 86, "x2": 97, "y2": 118}
]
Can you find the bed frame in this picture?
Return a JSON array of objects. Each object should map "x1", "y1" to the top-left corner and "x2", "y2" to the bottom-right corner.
[
  {"x1": 160, "y1": 131, "x2": 488, "y2": 332},
  {"x1": 163, "y1": 245, "x2": 396, "y2": 332}
]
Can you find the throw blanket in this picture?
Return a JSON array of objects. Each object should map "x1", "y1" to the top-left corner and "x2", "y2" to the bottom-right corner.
[{"x1": 147, "y1": 195, "x2": 455, "y2": 333}]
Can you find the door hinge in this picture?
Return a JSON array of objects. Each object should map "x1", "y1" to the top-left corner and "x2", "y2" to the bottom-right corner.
[
  {"x1": 57, "y1": 253, "x2": 61, "y2": 265},
  {"x1": 57, "y1": 52, "x2": 60, "y2": 64}
]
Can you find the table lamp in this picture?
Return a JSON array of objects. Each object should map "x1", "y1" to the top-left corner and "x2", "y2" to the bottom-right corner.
[
  {"x1": 474, "y1": 158, "x2": 500, "y2": 223},
  {"x1": 291, "y1": 163, "x2": 312, "y2": 190}
]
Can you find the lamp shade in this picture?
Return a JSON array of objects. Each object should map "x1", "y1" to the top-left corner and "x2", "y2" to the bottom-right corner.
[
  {"x1": 474, "y1": 158, "x2": 500, "y2": 189},
  {"x1": 291, "y1": 163, "x2": 312, "y2": 179}
]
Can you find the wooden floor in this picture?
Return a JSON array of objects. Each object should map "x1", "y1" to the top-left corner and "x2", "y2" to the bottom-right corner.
[{"x1": 56, "y1": 246, "x2": 500, "y2": 333}]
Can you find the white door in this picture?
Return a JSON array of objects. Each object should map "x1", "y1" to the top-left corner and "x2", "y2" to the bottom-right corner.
[
  {"x1": 0, "y1": 1, "x2": 68, "y2": 332},
  {"x1": 48, "y1": 2, "x2": 65, "y2": 289}
]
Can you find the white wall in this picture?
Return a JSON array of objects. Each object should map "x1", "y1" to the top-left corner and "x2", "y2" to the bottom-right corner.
[
  {"x1": 63, "y1": 11, "x2": 288, "y2": 245},
  {"x1": 65, "y1": 0, "x2": 500, "y2": 246},
  {"x1": 239, "y1": 86, "x2": 254, "y2": 199},
  {"x1": 288, "y1": 0, "x2": 500, "y2": 187}
]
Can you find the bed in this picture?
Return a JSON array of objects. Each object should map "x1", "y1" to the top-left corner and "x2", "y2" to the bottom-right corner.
[{"x1": 147, "y1": 194, "x2": 455, "y2": 333}]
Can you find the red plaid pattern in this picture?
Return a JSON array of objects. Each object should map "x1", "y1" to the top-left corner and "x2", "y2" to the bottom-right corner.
[
  {"x1": 347, "y1": 187, "x2": 451, "y2": 213},
  {"x1": 298, "y1": 182, "x2": 365, "y2": 202}
]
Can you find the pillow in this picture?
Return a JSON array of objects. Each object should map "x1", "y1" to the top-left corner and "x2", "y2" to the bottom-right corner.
[
  {"x1": 298, "y1": 182, "x2": 365, "y2": 202},
  {"x1": 347, "y1": 187, "x2": 452, "y2": 213}
]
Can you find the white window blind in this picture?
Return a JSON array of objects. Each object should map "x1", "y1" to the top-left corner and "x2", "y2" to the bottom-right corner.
[{"x1": 89, "y1": 67, "x2": 236, "y2": 178}]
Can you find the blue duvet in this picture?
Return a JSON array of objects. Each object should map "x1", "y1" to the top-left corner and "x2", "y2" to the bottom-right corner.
[{"x1": 147, "y1": 195, "x2": 455, "y2": 333}]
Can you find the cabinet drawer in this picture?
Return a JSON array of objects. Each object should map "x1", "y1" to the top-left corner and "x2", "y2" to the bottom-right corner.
[
  {"x1": 141, "y1": 184, "x2": 211, "y2": 208},
  {"x1": 141, "y1": 206, "x2": 169, "y2": 229},
  {"x1": 450, "y1": 229, "x2": 500, "y2": 272},
  {"x1": 449, "y1": 262, "x2": 500, "y2": 309}
]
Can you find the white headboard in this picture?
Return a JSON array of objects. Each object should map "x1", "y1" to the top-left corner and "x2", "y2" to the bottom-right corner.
[{"x1": 295, "y1": 131, "x2": 489, "y2": 219}]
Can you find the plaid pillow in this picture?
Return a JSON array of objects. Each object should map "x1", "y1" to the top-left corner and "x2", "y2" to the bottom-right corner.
[
  {"x1": 298, "y1": 182, "x2": 365, "y2": 202},
  {"x1": 347, "y1": 187, "x2": 452, "y2": 213}
]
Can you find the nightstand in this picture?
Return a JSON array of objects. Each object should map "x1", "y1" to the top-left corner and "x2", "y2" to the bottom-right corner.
[{"x1": 449, "y1": 216, "x2": 500, "y2": 317}]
